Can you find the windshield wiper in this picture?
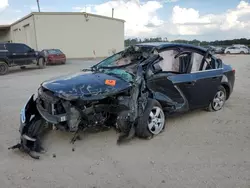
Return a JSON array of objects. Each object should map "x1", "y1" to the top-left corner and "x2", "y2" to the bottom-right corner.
[{"x1": 82, "y1": 66, "x2": 97, "y2": 72}]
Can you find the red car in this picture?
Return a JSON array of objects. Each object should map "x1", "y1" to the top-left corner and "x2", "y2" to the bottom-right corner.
[{"x1": 41, "y1": 49, "x2": 66, "y2": 64}]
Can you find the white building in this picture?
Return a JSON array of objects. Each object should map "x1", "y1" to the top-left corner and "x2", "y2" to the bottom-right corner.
[{"x1": 0, "y1": 12, "x2": 125, "y2": 58}]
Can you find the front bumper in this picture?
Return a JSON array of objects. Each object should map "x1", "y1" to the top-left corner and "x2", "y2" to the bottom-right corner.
[{"x1": 36, "y1": 99, "x2": 67, "y2": 124}]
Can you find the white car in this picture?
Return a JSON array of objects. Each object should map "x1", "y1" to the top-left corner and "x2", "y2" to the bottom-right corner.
[{"x1": 224, "y1": 46, "x2": 249, "y2": 54}]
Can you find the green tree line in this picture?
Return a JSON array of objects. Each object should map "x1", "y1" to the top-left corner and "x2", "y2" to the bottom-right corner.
[{"x1": 124, "y1": 38, "x2": 250, "y2": 47}]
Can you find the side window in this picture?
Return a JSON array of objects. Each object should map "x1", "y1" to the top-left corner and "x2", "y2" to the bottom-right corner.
[
  {"x1": 6, "y1": 44, "x2": 17, "y2": 52},
  {"x1": 190, "y1": 53, "x2": 203, "y2": 72},
  {"x1": 16, "y1": 44, "x2": 31, "y2": 53},
  {"x1": 201, "y1": 57, "x2": 216, "y2": 70},
  {"x1": 158, "y1": 49, "x2": 180, "y2": 72},
  {"x1": 191, "y1": 53, "x2": 217, "y2": 72}
]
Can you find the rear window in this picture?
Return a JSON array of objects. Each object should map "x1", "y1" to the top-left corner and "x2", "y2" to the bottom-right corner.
[
  {"x1": 47, "y1": 49, "x2": 63, "y2": 54},
  {"x1": 0, "y1": 44, "x2": 6, "y2": 51}
]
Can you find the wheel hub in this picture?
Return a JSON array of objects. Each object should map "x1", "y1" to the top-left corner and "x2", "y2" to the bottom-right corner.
[
  {"x1": 148, "y1": 106, "x2": 165, "y2": 135},
  {"x1": 213, "y1": 90, "x2": 225, "y2": 110}
]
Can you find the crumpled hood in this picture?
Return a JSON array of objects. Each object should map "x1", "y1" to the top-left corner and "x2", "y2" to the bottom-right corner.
[{"x1": 41, "y1": 71, "x2": 132, "y2": 100}]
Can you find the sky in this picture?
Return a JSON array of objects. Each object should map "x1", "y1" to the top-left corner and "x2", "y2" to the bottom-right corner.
[{"x1": 0, "y1": 0, "x2": 250, "y2": 41}]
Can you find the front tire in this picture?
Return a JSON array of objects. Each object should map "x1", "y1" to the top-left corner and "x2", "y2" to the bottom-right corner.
[
  {"x1": 135, "y1": 99, "x2": 165, "y2": 139},
  {"x1": 0, "y1": 61, "x2": 9, "y2": 75},
  {"x1": 207, "y1": 85, "x2": 226, "y2": 112}
]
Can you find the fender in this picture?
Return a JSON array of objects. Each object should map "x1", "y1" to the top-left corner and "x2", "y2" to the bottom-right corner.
[{"x1": 0, "y1": 58, "x2": 10, "y2": 66}]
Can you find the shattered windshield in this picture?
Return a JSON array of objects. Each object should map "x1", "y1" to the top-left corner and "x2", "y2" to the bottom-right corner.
[
  {"x1": 95, "y1": 46, "x2": 151, "y2": 69},
  {"x1": 92, "y1": 45, "x2": 153, "y2": 82}
]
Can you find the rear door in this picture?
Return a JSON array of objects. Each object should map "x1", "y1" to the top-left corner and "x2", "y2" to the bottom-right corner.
[
  {"x1": 186, "y1": 53, "x2": 223, "y2": 109},
  {"x1": 234, "y1": 47, "x2": 241, "y2": 54}
]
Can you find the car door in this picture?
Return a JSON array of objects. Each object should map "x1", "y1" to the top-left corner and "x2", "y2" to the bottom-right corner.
[
  {"x1": 146, "y1": 49, "x2": 197, "y2": 112},
  {"x1": 186, "y1": 53, "x2": 223, "y2": 109},
  {"x1": 5, "y1": 43, "x2": 27, "y2": 65},
  {"x1": 233, "y1": 47, "x2": 240, "y2": 54},
  {"x1": 24, "y1": 44, "x2": 37, "y2": 64}
]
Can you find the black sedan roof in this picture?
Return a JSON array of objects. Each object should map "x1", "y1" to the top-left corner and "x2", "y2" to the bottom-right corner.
[{"x1": 135, "y1": 42, "x2": 207, "y2": 53}]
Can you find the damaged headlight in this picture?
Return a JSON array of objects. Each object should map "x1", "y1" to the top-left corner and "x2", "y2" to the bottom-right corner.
[{"x1": 20, "y1": 108, "x2": 26, "y2": 124}]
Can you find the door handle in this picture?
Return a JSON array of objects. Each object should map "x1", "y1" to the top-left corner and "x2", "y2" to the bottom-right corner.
[
  {"x1": 212, "y1": 77, "x2": 219, "y2": 80},
  {"x1": 12, "y1": 53, "x2": 16, "y2": 55},
  {"x1": 185, "y1": 80, "x2": 196, "y2": 85}
]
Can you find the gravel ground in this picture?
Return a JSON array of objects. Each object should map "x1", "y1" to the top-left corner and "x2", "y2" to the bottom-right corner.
[{"x1": 0, "y1": 55, "x2": 250, "y2": 188}]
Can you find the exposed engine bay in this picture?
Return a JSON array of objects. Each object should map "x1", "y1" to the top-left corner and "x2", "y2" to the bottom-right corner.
[{"x1": 9, "y1": 45, "x2": 152, "y2": 159}]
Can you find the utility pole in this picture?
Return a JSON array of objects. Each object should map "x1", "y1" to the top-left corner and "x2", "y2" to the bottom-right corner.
[
  {"x1": 37, "y1": 0, "x2": 41, "y2": 12},
  {"x1": 112, "y1": 8, "x2": 114, "y2": 18}
]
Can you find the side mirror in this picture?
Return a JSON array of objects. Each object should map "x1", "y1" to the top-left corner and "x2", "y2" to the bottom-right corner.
[{"x1": 30, "y1": 49, "x2": 35, "y2": 52}]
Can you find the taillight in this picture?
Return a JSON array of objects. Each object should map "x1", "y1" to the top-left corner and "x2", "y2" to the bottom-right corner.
[{"x1": 232, "y1": 69, "x2": 235, "y2": 73}]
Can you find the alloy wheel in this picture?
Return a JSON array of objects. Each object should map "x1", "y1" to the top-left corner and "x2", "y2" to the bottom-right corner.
[
  {"x1": 147, "y1": 106, "x2": 165, "y2": 135},
  {"x1": 212, "y1": 90, "x2": 226, "y2": 111}
]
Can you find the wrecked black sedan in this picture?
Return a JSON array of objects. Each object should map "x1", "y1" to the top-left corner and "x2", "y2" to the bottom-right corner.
[{"x1": 10, "y1": 42, "x2": 235, "y2": 158}]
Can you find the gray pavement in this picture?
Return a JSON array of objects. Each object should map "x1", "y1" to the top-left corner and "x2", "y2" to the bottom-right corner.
[{"x1": 0, "y1": 56, "x2": 249, "y2": 188}]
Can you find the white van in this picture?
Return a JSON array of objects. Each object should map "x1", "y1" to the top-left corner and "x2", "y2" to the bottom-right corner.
[{"x1": 224, "y1": 46, "x2": 249, "y2": 54}]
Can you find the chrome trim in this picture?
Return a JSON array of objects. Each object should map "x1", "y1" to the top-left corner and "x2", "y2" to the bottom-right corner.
[
  {"x1": 23, "y1": 134, "x2": 36, "y2": 142},
  {"x1": 190, "y1": 68, "x2": 223, "y2": 73}
]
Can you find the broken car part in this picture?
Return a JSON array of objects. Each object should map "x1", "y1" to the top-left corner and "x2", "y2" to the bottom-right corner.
[{"x1": 9, "y1": 43, "x2": 235, "y2": 159}]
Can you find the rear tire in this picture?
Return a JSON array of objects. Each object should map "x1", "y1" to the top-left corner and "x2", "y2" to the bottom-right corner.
[
  {"x1": 0, "y1": 61, "x2": 9, "y2": 75},
  {"x1": 38, "y1": 58, "x2": 46, "y2": 69},
  {"x1": 135, "y1": 99, "x2": 165, "y2": 139},
  {"x1": 226, "y1": 51, "x2": 230, "y2": 54},
  {"x1": 240, "y1": 51, "x2": 245, "y2": 54},
  {"x1": 207, "y1": 85, "x2": 226, "y2": 112}
]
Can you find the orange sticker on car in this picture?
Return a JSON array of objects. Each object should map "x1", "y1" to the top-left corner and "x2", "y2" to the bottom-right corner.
[{"x1": 105, "y1": 79, "x2": 116, "y2": 86}]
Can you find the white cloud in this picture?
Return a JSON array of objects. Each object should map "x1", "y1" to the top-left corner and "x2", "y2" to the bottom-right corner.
[
  {"x1": 72, "y1": 0, "x2": 250, "y2": 40},
  {"x1": 167, "y1": 0, "x2": 250, "y2": 39},
  {"x1": 0, "y1": 0, "x2": 8, "y2": 12},
  {"x1": 172, "y1": 6, "x2": 211, "y2": 25},
  {"x1": 74, "y1": 0, "x2": 164, "y2": 37}
]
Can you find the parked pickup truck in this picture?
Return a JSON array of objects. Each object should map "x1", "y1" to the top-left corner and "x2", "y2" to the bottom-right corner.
[{"x1": 0, "y1": 43, "x2": 46, "y2": 75}]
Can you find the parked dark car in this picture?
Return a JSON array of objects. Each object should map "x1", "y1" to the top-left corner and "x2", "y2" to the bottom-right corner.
[
  {"x1": 41, "y1": 49, "x2": 66, "y2": 65},
  {"x1": 10, "y1": 42, "x2": 235, "y2": 159},
  {"x1": 203, "y1": 45, "x2": 224, "y2": 54},
  {"x1": 214, "y1": 46, "x2": 225, "y2": 54},
  {"x1": 0, "y1": 43, "x2": 46, "y2": 75}
]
